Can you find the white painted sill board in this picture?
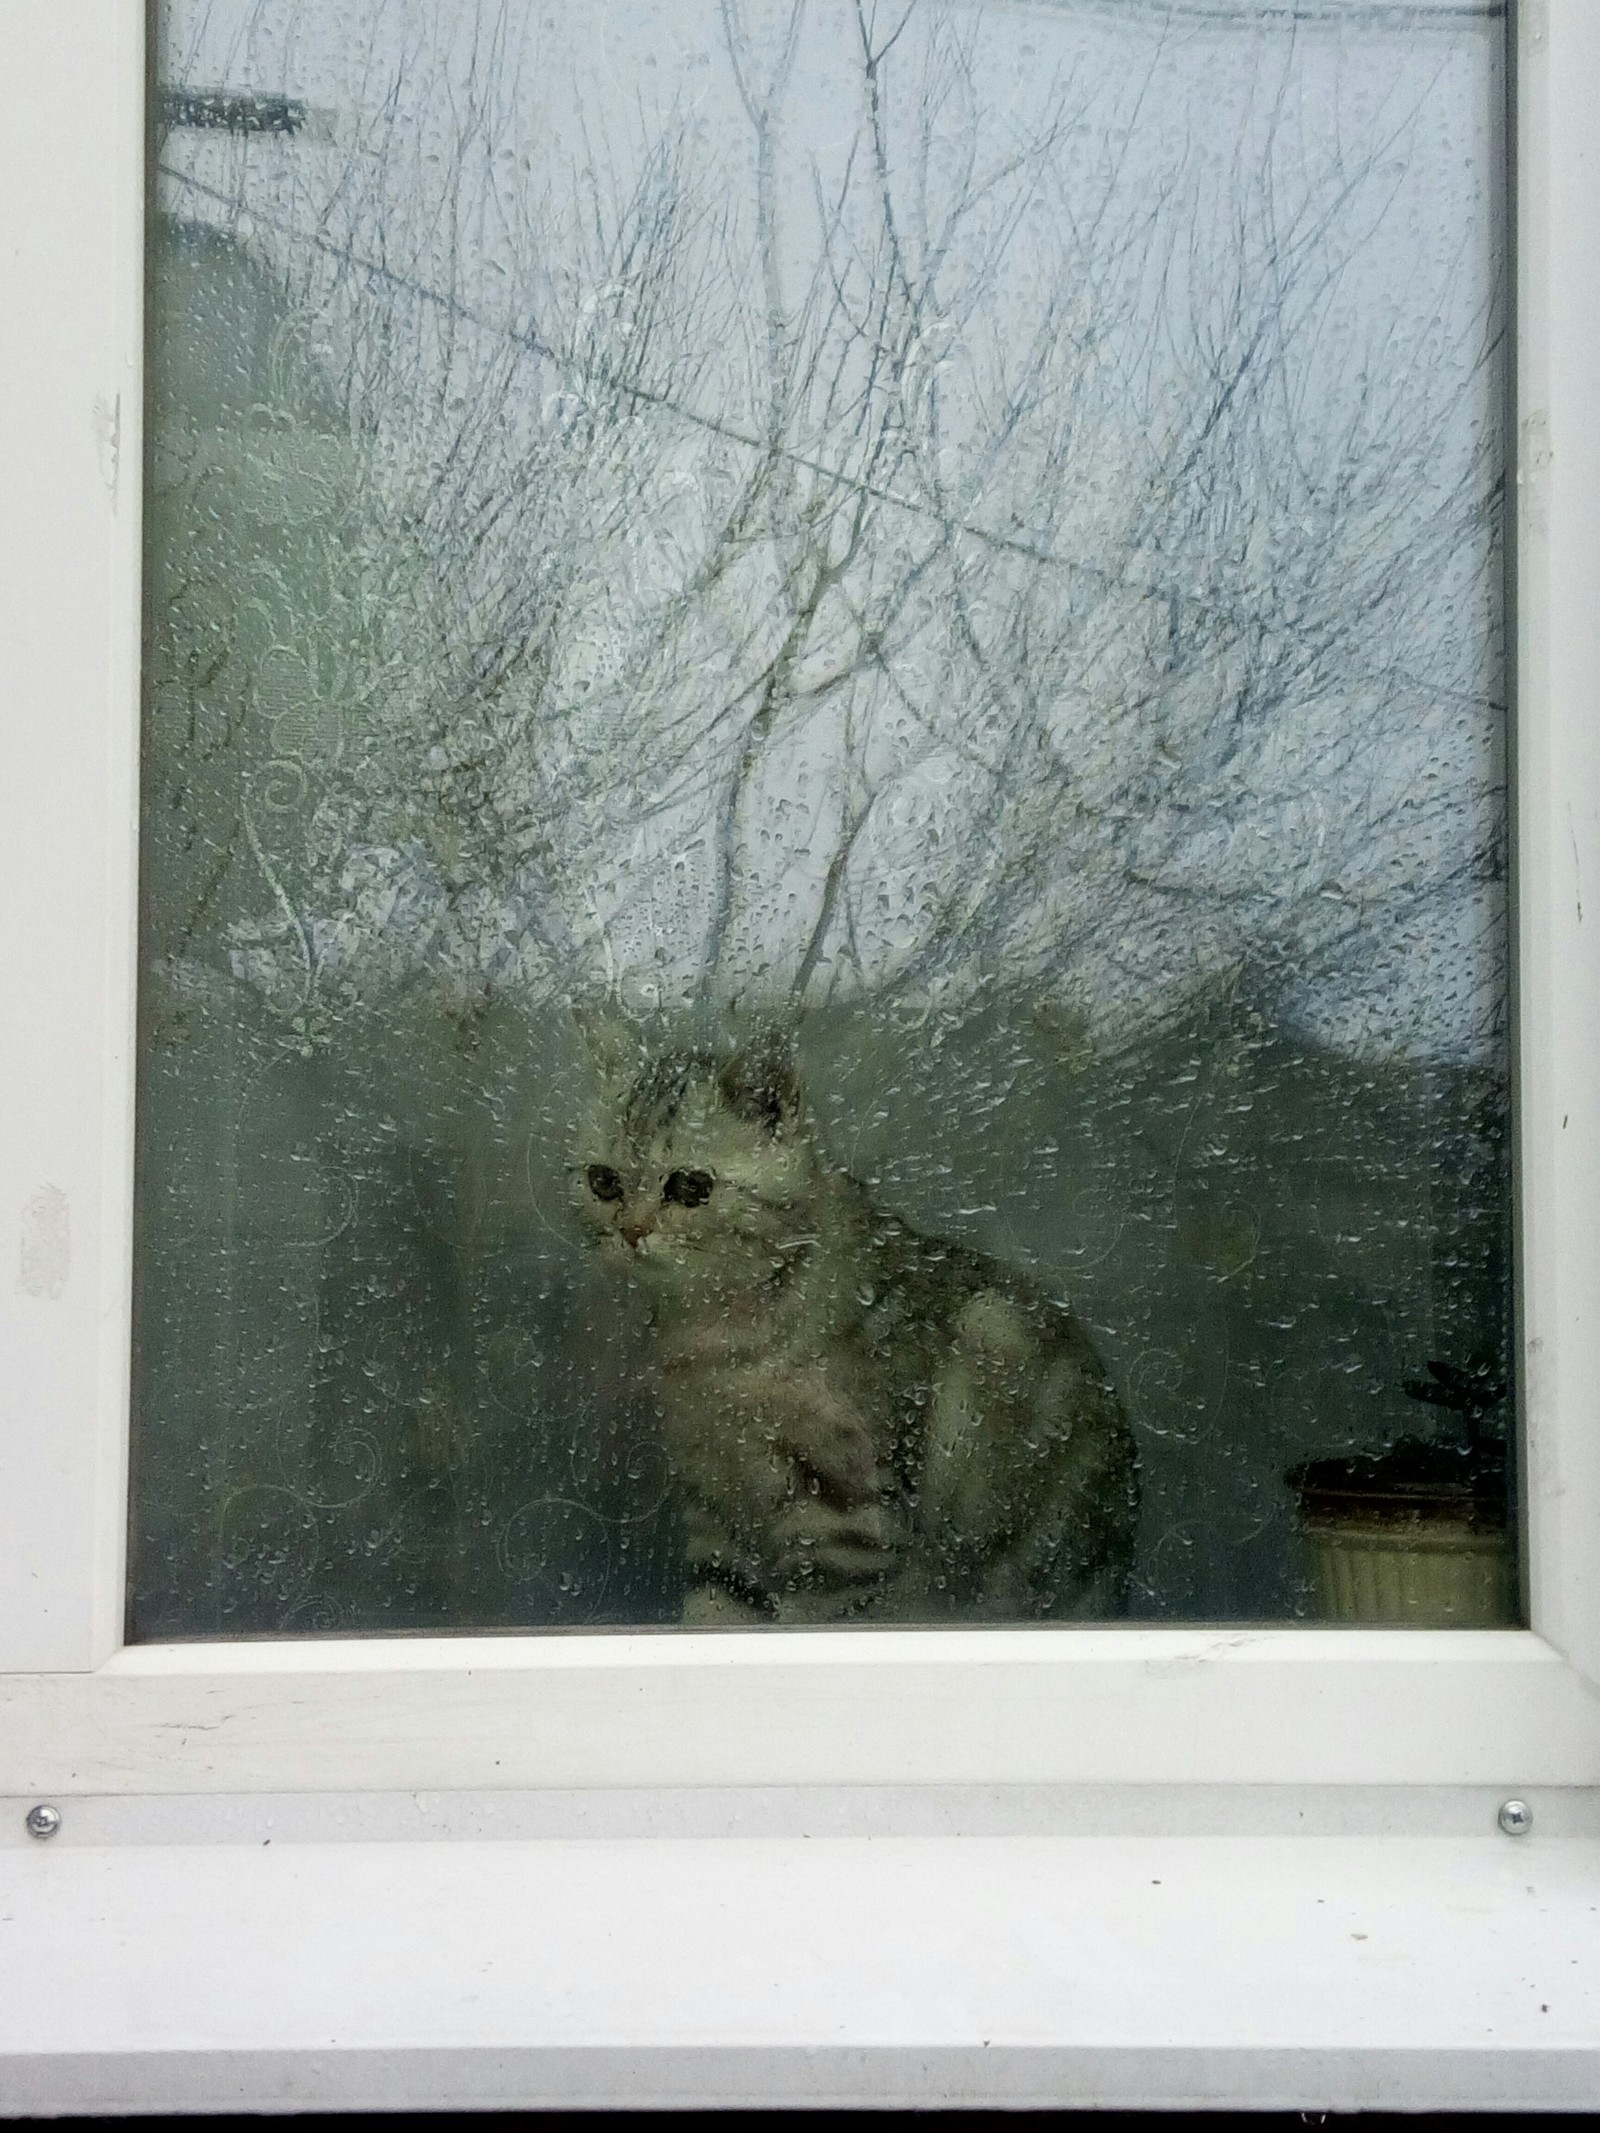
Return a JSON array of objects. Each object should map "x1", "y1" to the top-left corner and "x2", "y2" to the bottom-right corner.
[{"x1": 1, "y1": 1820, "x2": 1598, "y2": 2114}]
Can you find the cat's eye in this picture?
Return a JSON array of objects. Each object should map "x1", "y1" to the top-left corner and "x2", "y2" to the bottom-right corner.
[
  {"x1": 586, "y1": 1164, "x2": 625, "y2": 1203},
  {"x1": 662, "y1": 1168, "x2": 714, "y2": 1208}
]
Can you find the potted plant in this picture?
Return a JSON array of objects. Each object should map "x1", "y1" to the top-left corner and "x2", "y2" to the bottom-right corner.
[{"x1": 1289, "y1": 1360, "x2": 1513, "y2": 1627}]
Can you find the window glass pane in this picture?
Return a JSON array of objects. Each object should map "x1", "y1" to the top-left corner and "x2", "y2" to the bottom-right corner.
[{"x1": 132, "y1": 0, "x2": 1513, "y2": 1636}]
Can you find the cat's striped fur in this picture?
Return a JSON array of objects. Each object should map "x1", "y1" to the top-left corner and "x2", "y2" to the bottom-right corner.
[{"x1": 572, "y1": 1038, "x2": 1138, "y2": 1625}]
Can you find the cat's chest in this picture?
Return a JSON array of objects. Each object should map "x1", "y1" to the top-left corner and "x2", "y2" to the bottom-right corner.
[{"x1": 646, "y1": 1266, "x2": 955, "y2": 1410}]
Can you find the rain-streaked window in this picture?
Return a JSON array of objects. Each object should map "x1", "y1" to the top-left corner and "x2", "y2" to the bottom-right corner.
[{"x1": 132, "y1": 0, "x2": 1513, "y2": 1637}]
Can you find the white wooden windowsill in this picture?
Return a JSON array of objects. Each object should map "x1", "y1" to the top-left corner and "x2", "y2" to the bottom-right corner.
[{"x1": 3, "y1": 1789, "x2": 1599, "y2": 2115}]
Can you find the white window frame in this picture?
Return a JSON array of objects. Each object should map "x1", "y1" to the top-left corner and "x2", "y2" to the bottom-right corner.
[{"x1": 1, "y1": 0, "x2": 1597, "y2": 2112}]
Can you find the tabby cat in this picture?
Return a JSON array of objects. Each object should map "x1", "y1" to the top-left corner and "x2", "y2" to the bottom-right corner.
[{"x1": 571, "y1": 1033, "x2": 1138, "y2": 1625}]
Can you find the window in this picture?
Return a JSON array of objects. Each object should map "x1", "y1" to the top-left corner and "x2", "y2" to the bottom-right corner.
[
  {"x1": 136, "y1": 0, "x2": 1513, "y2": 1641},
  {"x1": 2, "y1": 0, "x2": 1598, "y2": 2112}
]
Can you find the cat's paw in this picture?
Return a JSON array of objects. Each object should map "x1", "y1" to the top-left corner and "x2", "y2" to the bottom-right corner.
[
  {"x1": 680, "y1": 1581, "x2": 768, "y2": 1628},
  {"x1": 768, "y1": 1495, "x2": 903, "y2": 1586},
  {"x1": 733, "y1": 1367, "x2": 881, "y2": 1502}
]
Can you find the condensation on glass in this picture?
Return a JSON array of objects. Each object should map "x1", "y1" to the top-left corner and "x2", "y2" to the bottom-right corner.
[{"x1": 131, "y1": 0, "x2": 1514, "y2": 1637}]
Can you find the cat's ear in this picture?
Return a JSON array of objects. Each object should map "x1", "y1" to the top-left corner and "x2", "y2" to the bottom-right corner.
[{"x1": 718, "y1": 1029, "x2": 801, "y2": 1135}]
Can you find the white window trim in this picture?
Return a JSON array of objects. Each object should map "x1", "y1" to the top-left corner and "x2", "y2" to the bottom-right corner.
[{"x1": 0, "y1": 0, "x2": 1597, "y2": 2112}]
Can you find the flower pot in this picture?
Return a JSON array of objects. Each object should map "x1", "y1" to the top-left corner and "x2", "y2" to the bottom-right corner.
[{"x1": 1290, "y1": 1448, "x2": 1514, "y2": 1628}]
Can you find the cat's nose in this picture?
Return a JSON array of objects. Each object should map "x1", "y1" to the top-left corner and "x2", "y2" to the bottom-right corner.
[{"x1": 621, "y1": 1219, "x2": 653, "y2": 1248}]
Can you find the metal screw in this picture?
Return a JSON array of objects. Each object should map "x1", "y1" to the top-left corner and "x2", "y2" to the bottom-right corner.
[
  {"x1": 24, "y1": 1804, "x2": 61, "y2": 1840},
  {"x1": 1498, "y1": 1798, "x2": 1533, "y2": 1837}
]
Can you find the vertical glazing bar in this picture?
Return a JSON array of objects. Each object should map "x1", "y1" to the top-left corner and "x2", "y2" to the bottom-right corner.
[
  {"x1": 1515, "y1": 0, "x2": 1600, "y2": 1676},
  {"x1": 0, "y1": 0, "x2": 144, "y2": 1668}
]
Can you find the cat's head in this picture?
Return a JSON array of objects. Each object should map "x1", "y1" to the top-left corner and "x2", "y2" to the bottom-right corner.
[{"x1": 571, "y1": 1032, "x2": 818, "y2": 1298}]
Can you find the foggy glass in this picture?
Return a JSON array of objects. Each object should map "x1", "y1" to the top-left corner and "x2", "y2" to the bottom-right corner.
[{"x1": 132, "y1": 0, "x2": 1514, "y2": 1636}]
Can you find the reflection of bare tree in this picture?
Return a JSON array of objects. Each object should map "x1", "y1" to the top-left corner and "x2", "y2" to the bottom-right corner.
[{"x1": 155, "y1": 0, "x2": 1503, "y2": 1062}]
